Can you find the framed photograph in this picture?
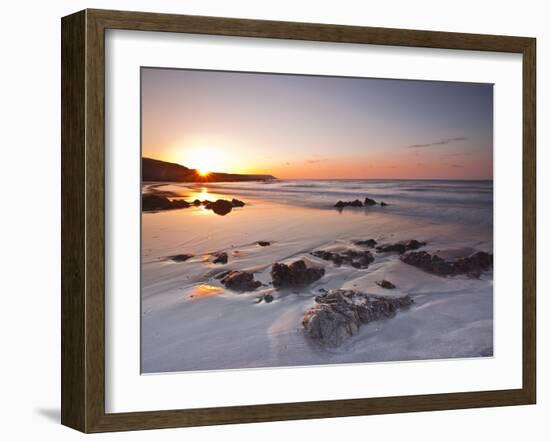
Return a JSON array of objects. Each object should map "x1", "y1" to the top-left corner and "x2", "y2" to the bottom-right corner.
[{"x1": 61, "y1": 9, "x2": 536, "y2": 433}]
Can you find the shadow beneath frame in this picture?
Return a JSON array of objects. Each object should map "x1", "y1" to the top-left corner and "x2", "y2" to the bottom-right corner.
[{"x1": 35, "y1": 407, "x2": 60, "y2": 423}]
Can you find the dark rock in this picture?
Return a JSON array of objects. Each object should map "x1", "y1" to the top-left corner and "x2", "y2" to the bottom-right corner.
[
  {"x1": 204, "y1": 199, "x2": 233, "y2": 216},
  {"x1": 171, "y1": 199, "x2": 191, "y2": 209},
  {"x1": 214, "y1": 270, "x2": 232, "y2": 280},
  {"x1": 143, "y1": 194, "x2": 172, "y2": 211},
  {"x1": 302, "y1": 289, "x2": 413, "y2": 347},
  {"x1": 311, "y1": 249, "x2": 374, "y2": 269},
  {"x1": 376, "y1": 280, "x2": 396, "y2": 289},
  {"x1": 334, "y1": 200, "x2": 363, "y2": 208},
  {"x1": 400, "y1": 250, "x2": 493, "y2": 278},
  {"x1": 311, "y1": 250, "x2": 334, "y2": 261},
  {"x1": 400, "y1": 251, "x2": 456, "y2": 276},
  {"x1": 380, "y1": 201, "x2": 388, "y2": 206},
  {"x1": 231, "y1": 198, "x2": 246, "y2": 207},
  {"x1": 170, "y1": 254, "x2": 194, "y2": 262},
  {"x1": 353, "y1": 239, "x2": 377, "y2": 247},
  {"x1": 220, "y1": 271, "x2": 262, "y2": 292},
  {"x1": 452, "y1": 251, "x2": 493, "y2": 277},
  {"x1": 263, "y1": 294, "x2": 274, "y2": 303},
  {"x1": 364, "y1": 197, "x2": 377, "y2": 206},
  {"x1": 212, "y1": 252, "x2": 228, "y2": 264},
  {"x1": 376, "y1": 239, "x2": 426, "y2": 254},
  {"x1": 142, "y1": 194, "x2": 191, "y2": 211},
  {"x1": 271, "y1": 260, "x2": 325, "y2": 289},
  {"x1": 193, "y1": 199, "x2": 202, "y2": 206},
  {"x1": 351, "y1": 255, "x2": 374, "y2": 269},
  {"x1": 257, "y1": 241, "x2": 271, "y2": 247}
]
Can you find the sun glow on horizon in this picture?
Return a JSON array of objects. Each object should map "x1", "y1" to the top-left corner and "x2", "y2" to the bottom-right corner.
[{"x1": 180, "y1": 147, "x2": 226, "y2": 175}]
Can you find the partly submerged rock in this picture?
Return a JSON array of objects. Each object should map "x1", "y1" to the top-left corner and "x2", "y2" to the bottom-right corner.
[
  {"x1": 257, "y1": 241, "x2": 271, "y2": 247},
  {"x1": 142, "y1": 194, "x2": 190, "y2": 211},
  {"x1": 452, "y1": 251, "x2": 493, "y2": 276},
  {"x1": 170, "y1": 254, "x2": 194, "y2": 262},
  {"x1": 142, "y1": 194, "x2": 172, "y2": 211},
  {"x1": 376, "y1": 239, "x2": 426, "y2": 254},
  {"x1": 271, "y1": 260, "x2": 325, "y2": 289},
  {"x1": 204, "y1": 199, "x2": 233, "y2": 216},
  {"x1": 302, "y1": 289, "x2": 413, "y2": 347},
  {"x1": 171, "y1": 199, "x2": 191, "y2": 209},
  {"x1": 401, "y1": 250, "x2": 493, "y2": 278},
  {"x1": 376, "y1": 280, "x2": 396, "y2": 289},
  {"x1": 231, "y1": 198, "x2": 246, "y2": 207},
  {"x1": 311, "y1": 249, "x2": 374, "y2": 269},
  {"x1": 400, "y1": 251, "x2": 453, "y2": 275},
  {"x1": 220, "y1": 271, "x2": 261, "y2": 292},
  {"x1": 380, "y1": 201, "x2": 388, "y2": 206},
  {"x1": 254, "y1": 293, "x2": 274, "y2": 304},
  {"x1": 212, "y1": 252, "x2": 228, "y2": 264},
  {"x1": 334, "y1": 200, "x2": 363, "y2": 208},
  {"x1": 353, "y1": 239, "x2": 377, "y2": 248},
  {"x1": 364, "y1": 197, "x2": 377, "y2": 206}
]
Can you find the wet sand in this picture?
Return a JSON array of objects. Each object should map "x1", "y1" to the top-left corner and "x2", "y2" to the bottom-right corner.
[{"x1": 141, "y1": 182, "x2": 493, "y2": 373}]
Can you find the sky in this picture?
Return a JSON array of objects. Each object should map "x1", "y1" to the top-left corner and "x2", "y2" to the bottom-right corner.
[{"x1": 141, "y1": 67, "x2": 493, "y2": 180}]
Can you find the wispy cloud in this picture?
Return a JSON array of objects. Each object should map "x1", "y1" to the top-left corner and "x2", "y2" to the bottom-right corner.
[
  {"x1": 441, "y1": 152, "x2": 474, "y2": 159},
  {"x1": 407, "y1": 137, "x2": 466, "y2": 149},
  {"x1": 306, "y1": 158, "x2": 328, "y2": 164},
  {"x1": 449, "y1": 164, "x2": 465, "y2": 168}
]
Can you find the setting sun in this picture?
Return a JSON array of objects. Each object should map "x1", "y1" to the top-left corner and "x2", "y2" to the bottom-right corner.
[{"x1": 181, "y1": 147, "x2": 224, "y2": 176}]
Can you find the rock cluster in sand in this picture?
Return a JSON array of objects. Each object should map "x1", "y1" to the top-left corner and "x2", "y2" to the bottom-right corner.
[
  {"x1": 142, "y1": 194, "x2": 190, "y2": 211},
  {"x1": 219, "y1": 271, "x2": 262, "y2": 292},
  {"x1": 302, "y1": 289, "x2": 413, "y2": 347},
  {"x1": 271, "y1": 260, "x2": 325, "y2": 289},
  {"x1": 311, "y1": 249, "x2": 374, "y2": 269},
  {"x1": 353, "y1": 239, "x2": 377, "y2": 247},
  {"x1": 375, "y1": 239, "x2": 426, "y2": 254},
  {"x1": 401, "y1": 250, "x2": 493, "y2": 278},
  {"x1": 143, "y1": 193, "x2": 245, "y2": 216},
  {"x1": 334, "y1": 197, "x2": 388, "y2": 209}
]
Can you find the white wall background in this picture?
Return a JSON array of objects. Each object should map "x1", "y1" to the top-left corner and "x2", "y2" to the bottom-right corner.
[{"x1": 0, "y1": 0, "x2": 546, "y2": 440}]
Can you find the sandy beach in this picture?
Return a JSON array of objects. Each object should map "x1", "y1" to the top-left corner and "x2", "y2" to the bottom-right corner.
[{"x1": 141, "y1": 179, "x2": 493, "y2": 373}]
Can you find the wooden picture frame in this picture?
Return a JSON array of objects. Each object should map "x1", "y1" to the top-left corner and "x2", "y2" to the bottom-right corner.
[{"x1": 61, "y1": 8, "x2": 536, "y2": 433}]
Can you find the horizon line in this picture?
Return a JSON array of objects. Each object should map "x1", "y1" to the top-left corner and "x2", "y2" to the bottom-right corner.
[{"x1": 142, "y1": 156, "x2": 492, "y2": 182}]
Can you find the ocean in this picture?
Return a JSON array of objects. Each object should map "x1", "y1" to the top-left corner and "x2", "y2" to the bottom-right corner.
[{"x1": 170, "y1": 179, "x2": 494, "y2": 226}]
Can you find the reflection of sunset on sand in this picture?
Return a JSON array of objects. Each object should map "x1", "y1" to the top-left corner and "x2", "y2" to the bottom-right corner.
[
  {"x1": 189, "y1": 187, "x2": 218, "y2": 205},
  {"x1": 190, "y1": 284, "x2": 224, "y2": 300}
]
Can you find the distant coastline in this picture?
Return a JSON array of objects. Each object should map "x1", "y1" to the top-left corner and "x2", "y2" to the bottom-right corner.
[{"x1": 142, "y1": 157, "x2": 276, "y2": 183}]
